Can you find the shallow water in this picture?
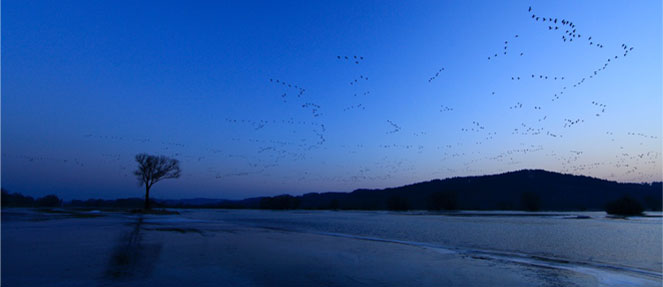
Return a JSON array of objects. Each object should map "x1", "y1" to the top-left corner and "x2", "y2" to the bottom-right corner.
[
  {"x1": 2, "y1": 208, "x2": 662, "y2": 286},
  {"x1": 198, "y1": 209, "x2": 662, "y2": 273}
]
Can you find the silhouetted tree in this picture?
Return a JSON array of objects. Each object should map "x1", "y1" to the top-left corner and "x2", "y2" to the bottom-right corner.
[
  {"x1": 2, "y1": 189, "x2": 35, "y2": 207},
  {"x1": 521, "y1": 191, "x2": 540, "y2": 211},
  {"x1": 605, "y1": 196, "x2": 643, "y2": 216},
  {"x1": 259, "y1": 195, "x2": 300, "y2": 209},
  {"x1": 387, "y1": 195, "x2": 409, "y2": 211},
  {"x1": 428, "y1": 191, "x2": 458, "y2": 210},
  {"x1": 35, "y1": 194, "x2": 62, "y2": 207},
  {"x1": 1, "y1": 188, "x2": 8, "y2": 207},
  {"x1": 134, "y1": 154, "x2": 181, "y2": 209},
  {"x1": 643, "y1": 194, "x2": 662, "y2": 211},
  {"x1": 328, "y1": 199, "x2": 340, "y2": 210}
]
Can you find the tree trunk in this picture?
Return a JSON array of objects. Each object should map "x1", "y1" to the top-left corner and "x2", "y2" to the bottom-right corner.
[{"x1": 145, "y1": 184, "x2": 151, "y2": 210}]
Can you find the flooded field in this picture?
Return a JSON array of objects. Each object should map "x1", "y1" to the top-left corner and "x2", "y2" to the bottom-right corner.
[{"x1": 2, "y1": 208, "x2": 661, "y2": 286}]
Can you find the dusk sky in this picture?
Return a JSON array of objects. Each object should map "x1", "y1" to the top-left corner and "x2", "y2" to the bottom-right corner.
[{"x1": 2, "y1": 0, "x2": 661, "y2": 200}]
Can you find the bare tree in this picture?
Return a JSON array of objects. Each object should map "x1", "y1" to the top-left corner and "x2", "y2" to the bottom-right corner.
[{"x1": 134, "y1": 154, "x2": 181, "y2": 209}]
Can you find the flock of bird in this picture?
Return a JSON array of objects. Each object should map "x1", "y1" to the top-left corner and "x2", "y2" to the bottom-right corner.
[
  {"x1": 349, "y1": 75, "x2": 368, "y2": 86},
  {"x1": 591, "y1": 101, "x2": 607, "y2": 117},
  {"x1": 337, "y1": 55, "x2": 365, "y2": 65},
  {"x1": 354, "y1": 91, "x2": 371, "y2": 97},
  {"x1": 563, "y1": 118, "x2": 585, "y2": 128},
  {"x1": 488, "y1": 35, "x2": 527, "y2": 61},
  {"x1": 10, "y1": 4, "x2": 659, "y2": 187},
  {"x1": 512, "y1": 74, "x2": 565, "y2": 80},
  {"x1": 529, "y1": 5, "x2": 608, "y2": 51},
  {"x1": 301, "y1": 103, "x2": 322, "y2": 117},
  {"x1": 428, "y1": 68, "x2": 445, "y2": 82},
  {"x1": 460, "y1": 121, "x2": 486, "y2": 133},
  {"x1": 509, "y1": 102, "x2": 524, "y2": 109},
  {"x1": 439, "y1": 105, "x2": 453, "y2": 112},
  {"x1": 269, "y1": 78, "x2": 306, "y2": 101},
  {"x1": 343, "y1": 103, "x2": 366, "y2": 112},
  {"x1": 386, "y1": 120, "x2": 402, "y2": 134}
]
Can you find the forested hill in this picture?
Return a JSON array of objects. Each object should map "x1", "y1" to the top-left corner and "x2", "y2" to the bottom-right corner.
[{"x1": 252, "y1": 169, "x2": 662, "y2": 211}]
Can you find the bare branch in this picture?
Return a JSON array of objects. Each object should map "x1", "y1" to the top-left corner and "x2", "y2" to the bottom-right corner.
[{"x1": 134, "y1": 153, "x2": 181, "y2": 188}]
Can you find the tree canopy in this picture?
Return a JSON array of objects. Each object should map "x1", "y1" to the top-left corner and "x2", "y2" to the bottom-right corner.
[{"x1": 134, "y1": 154, "x2": 181, "y2": 209}]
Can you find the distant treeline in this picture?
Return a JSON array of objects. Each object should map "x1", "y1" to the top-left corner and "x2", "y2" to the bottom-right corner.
[
  {"x1": 237, "y1": 170, "x2": 662, "y2": 212},
  {"x1": 2, "y1": 189, "x2": 63, "y2": 208},
  {"x1": 2, "y1": 170, "x2": 661, "y2": 212},
  {"x1": 1, "y1": 189, "x2": 154, "y2": 209}
]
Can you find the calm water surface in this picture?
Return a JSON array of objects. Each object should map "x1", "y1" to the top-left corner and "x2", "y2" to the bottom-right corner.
[
  {"x1": 3, "y1": 208, "x2": 661, "y2": 286},
  {"x1": 190, "y1": 210, "x2": 662, "y2": 274}
]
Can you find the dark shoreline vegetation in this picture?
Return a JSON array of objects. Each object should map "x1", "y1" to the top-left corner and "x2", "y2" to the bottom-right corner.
[{"x1": 3, "y1": 170, "x2": 661, "y2": 215}]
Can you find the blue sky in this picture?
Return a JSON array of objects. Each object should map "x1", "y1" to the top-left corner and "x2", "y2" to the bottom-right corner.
[{"x1": 2, "y1": 0, "x2": 661, "y2": 200}]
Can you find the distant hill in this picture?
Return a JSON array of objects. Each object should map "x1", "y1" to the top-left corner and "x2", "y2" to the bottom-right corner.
[{"x1": 248, "y1": 169, "x2": 662, "y2": 211}]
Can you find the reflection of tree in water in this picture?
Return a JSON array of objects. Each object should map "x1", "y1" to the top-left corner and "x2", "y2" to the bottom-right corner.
[
  {"x1": 105, "y1": 216, "x2": 162, "y2": 280},
  {"x1": 522, "y1": 263, "x2": 590, "y2": 287}
]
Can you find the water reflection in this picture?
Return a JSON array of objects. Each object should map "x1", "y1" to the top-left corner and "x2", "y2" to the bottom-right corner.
[
  {"x1": 104, "y1": 216, "x2": 162, "y2": 281},
  {"x1": 525, "y1": 265, "x2": 585, "y2": 287}
]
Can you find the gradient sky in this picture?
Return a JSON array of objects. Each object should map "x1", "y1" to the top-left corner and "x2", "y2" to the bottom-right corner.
[{"x1": 2, "y1": 0, "x2": 661, "y2": 200}]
